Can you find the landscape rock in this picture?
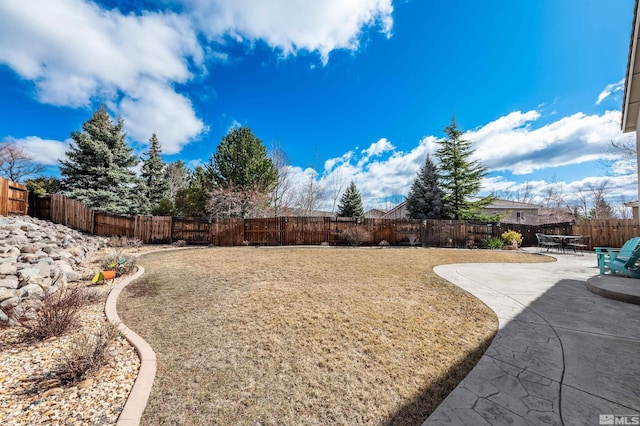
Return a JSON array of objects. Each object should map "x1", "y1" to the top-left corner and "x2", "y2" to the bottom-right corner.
[
  {"x1": 19, "y1": 244, "x2": 37, "y2": 254},
  {"x1": 65, "y1": 271, "x2": 82, "y2": 282},
  {"x1": 0, "y1": 296, "x2": 20, "y2": 311},
  {"x1": 0, "y1": 215, "x2": 107, "y2": 323},
  {"x1": 0, "y1": 276, "x2": 19, "y2": 289},
  {"x1": 0, "y1": 262, "x2": 17, "y2": 275},
  {"x1": 0, "y1": 287, "x2": 16, "y2": 302},
  {"x1": 20, "y1": 283, "x2": 45, "y2": 300}
]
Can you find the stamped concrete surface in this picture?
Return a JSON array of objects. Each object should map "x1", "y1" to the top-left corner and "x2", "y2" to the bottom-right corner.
[{"x1": 424, "y1": 249, "x2": 640, "y2": 426}]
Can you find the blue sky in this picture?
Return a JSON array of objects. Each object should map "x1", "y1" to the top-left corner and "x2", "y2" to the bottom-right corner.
[{"x1": 0, "y1": 0, "x2": 636, "y2": 212}]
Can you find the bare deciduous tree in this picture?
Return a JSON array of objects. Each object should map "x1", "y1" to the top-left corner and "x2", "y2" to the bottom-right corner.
[
  {"x1": 269, "y1": 144, "x2": 294, "y2": 216},
  {"x1": 0, "y1": 141, "x2": 45, "y2": 182},
  {"x1": 497, "y1": 181, "x2": 534, "y2": 204},
  {"x1": 294, "y1": 170, "x2": 324, "y2": 216},
  {"x1": 327, "y1": 169, "x2": 346, "y2": 214},
  {"x1": 614, "y1": 195, "x2": 633, "y2": 219},
  {"x1": 609, "y1": 136, "x2": 637, "y2": 161},
  {"x1": 207, "y1": 183, "x2": 270, "y2": 219},
  {"x1": 164, "y1": 160, "x2": 189, "y2": 200}
]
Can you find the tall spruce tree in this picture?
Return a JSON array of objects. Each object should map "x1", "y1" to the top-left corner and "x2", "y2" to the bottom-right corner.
[
  {"x1": 337, "y1": 181, "x2": 365, "y2": 218},
  {"x1": 207, "y1": 127, "x2": 277, "y2": 217},
  {"x1": 139, "y1": 133, "x2": 168, "y2": 214},
  {"x1": 59, "y1": 106, "x2": 143, "y2": 214},
  {"x1": 406, "y1": 154, "x2": 446, "y2": 219},
  {"x1": 435, "y1": 117, "x2": 495, "y2": 219}
]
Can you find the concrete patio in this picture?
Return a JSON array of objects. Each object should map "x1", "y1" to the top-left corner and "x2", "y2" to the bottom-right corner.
[{"x1": 424, "y1": 249, "x2": 640, "y2": 426}]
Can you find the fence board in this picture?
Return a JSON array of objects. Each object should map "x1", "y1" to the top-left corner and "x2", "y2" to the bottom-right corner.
[
  {"x1": 28, "y1": 194, "x2": 51, "y2": 220},
  {"x1": 172, "y1": 217, "x2": 211, "y2": 244},
  {"x1": 135, "y1": 216, "x2": 172, "y2": 244},
  {"x1": 212, "y1": 218, "x2": 244, "y2": 246},
  {"x1": 49, "y1": 194, "x2": 94, "y2": 233},
  {"x1": 0, "y1": 177, "x2": 28, "y2": 216},
  {"x1": 25, "y1": 192, "x2": 640, "y2": 249},
  {"x1": 94, "y1": 212, "x2": 134, "y2": 237},
  {"x1": 245, "y1": 217, "x2": 284, "y2": 245}
]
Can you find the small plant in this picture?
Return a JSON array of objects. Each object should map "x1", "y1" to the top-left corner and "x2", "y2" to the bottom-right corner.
[
  {"x1": 342, "y1": 227, "x2": 371, "y2": 247},
  {"x1": 501, "y1": 229, "x2": 523, "y2": 248},
  {"x1": 100, "y1": 252, "x2": 137, "y2": 277},
  {"x1": 480, "y1": 236, "x2": 505, "y2": 250},
  {"x1": 175, "y1": 239, "x2": 187, "y2": 247},
  {"x1": 407, "y1": 234, "x2": 420, "y2": 246},
  {"x1": 379, "y1": 240, "x2": 390, "y2": 247},
  {"x1": 12, "y1": 286, "x2": 89, "y2": 339},
  {"x1": 49, "y1": 322, "x2": 118, "y2": 387},
  {"x1": 466, "y1": 238, "x2": 477, "y2": 249}
]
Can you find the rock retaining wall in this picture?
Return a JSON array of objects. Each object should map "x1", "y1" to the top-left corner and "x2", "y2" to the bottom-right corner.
[{"x1": 0, "y1": 215, "x2": 107, "y2": 323}]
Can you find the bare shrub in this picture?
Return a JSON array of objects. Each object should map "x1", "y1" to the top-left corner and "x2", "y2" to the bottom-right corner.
[
  {"x1": 175, "y1": 239, "x2": 187, "y2": 247},
  {"x1": 108, "y1": 236, "x2": 142, "y2": 248},
  {"x1": 48, "y1": 322, "x2": 118, "y2": 387},
  {"x1": 342, "y1": 227, "x2": 371, "y2": 246},
  {"x1": 12, "y1": 286, "x2": 89, "y2": 339},
  {"x1": 408, "y1": 234, "x2": 420, "y2": 246}
]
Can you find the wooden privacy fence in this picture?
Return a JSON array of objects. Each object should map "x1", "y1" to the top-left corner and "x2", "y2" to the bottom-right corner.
[
  {"x1": 25, "y1": 194, "x2": 640, "y2": 249},
  {"x1": 0, "y1": 177, "x2": 28, "y2": 216}
]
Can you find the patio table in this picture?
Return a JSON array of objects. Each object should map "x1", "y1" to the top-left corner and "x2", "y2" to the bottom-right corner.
[{"x1": 548, "y1": 235, "x2": 587, "y2": 253}]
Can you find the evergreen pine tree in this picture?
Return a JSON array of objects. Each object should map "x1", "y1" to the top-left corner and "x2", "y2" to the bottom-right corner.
[
  {"x1": 435, "y1": 116, "x2": 495, "y2": 219},
  {"x1": 175, "y1": 166, "x2": 209, "y2": 217},
  {"x1": 337, "y1": 181, "x2": 365, "y2": 218},
  {"x1": 406, "y1": 154, "x2": 446, "y2": 219},
  {"x1": 207, "y1": 127, "x2": 277, "y2": 217},
  {"x1": 208, "y1": 127, "x2": 277, "y2": 191},
  {"x1": 59, "y1": 106, "x2": 143, "y2": 214},
  {"x1": 139, "y1": 133, "x2": 169, "y2": 214}
]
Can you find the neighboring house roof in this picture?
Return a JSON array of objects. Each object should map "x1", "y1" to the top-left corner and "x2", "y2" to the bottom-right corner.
[
  {"x1": 381, "y1": 201, "x2": 407, "y2": 218},
  {"x1": 622, "y1": 0, "x2": 640, "y2": 132},
  {"x1": 483, "y1": 199, "x2": 541, "y2": 210},
  {"x1": 365, "y1": 208, "x2": 388, "y2": 218}
]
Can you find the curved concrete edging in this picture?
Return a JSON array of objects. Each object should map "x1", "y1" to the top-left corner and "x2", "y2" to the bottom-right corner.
[
  {"x1": 104, "y1": 246, "x2": 206, "y2": 426},
  {"x1": 105, "y1": 265, "x2": 156, "y2": 426}
]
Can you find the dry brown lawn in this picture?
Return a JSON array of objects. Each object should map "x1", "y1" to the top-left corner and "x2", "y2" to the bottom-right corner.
[{"x1": 118, "y1": 247, "x2": 551, "y2": 425}]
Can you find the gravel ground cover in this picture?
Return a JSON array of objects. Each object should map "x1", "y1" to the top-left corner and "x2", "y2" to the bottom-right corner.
[{"x1": 0, "y1": 279, "x2": 139, "y2": 426}]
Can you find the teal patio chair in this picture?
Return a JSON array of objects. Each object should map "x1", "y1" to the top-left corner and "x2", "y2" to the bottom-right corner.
[{"x1": 595, "y1": 237, "x2": 640, "y2": 275}]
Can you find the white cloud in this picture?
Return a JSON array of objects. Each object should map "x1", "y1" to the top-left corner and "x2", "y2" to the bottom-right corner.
[
  {"x1": 0, "y1": 0, "x2": 394, "y2": 156},
  {"x1": 467, "y1": 110, "x2": 625, "y2": 174},
  {"x1": 324, "y1": 151, "x2": 353, "y2": 172},
  {"x1": 297, "y1": 108, "x2": 631, "y2": 210},
  {"x1": 183, "y1": 0, "x2": 393, "y2": 64},
  {"x1": 361, "y1": 138, "x2": 394, "y2": 159},
  {"x1": 118, "y1": 80, "x2": 205, "y2": 155},
  {"x1": 0, "y1": 0, "x2": 204, "y2": 151},
  {"x1": 596, "y1": 79, "x2": 625, "y2": 105},
  {"x1": 3, "y1": 136, "x2": 70, "y2": 165}
]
